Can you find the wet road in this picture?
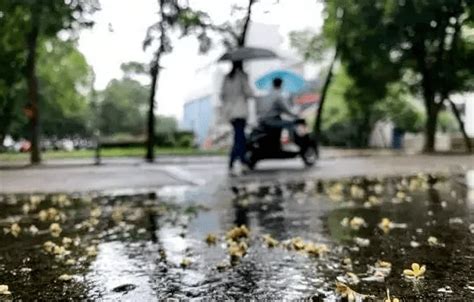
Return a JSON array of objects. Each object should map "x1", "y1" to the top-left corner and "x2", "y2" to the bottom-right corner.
[
  {"x1": 1, "y1": 154, "x2": 474, "y2": 300},
  {"x1": 1, "y1": 154, "x2": 473, "y2": 193},
  {"x1": 1, "y1": 173, "x2": 474, "y2": 300}
]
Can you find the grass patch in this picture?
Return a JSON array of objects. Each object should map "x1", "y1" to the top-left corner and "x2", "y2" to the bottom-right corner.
[{"x1": 0, "y1": 147, "x2": 226, "y2": 162}]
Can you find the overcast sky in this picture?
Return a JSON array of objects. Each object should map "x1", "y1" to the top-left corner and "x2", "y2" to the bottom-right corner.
[{"x1": 78, "y1": 0, "x2": 323, "y2": 119}]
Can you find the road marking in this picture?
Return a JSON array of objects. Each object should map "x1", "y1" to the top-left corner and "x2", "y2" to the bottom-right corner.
[{"x1": 146, "y1": 165, "x2": 207, "y2": 186}]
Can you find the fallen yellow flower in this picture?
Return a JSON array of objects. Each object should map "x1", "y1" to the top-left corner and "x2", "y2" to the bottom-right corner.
[
  {"x1": 0, "y1": 285, "x2": 11, "y2": 295},
  {"x1": 226, "y1": 225, "x2": 250, "y2": 241},
  {"x1": 65, "y1": 259, "x2": 77, "y2": 266},
  {"x1": 376, "y1": 260, "x2": 392, "y2": 269},
  {"x1": 111, "y1": 207, "x2": 125, "y2": 223},
  {"x1": 378, "y1": 218, "x2": 393, "y2": 233},
  {"x1": 427, "y1": 236, "x2": 439, "y2": 246},
  {"x1": 350, "y1": 185, "x2": 365, "y2": 199},
  {"x1": 228, "y1": 241, "x2": 248, "y2": 261},
  {"x1": 86, "y1": 246, "x2": 98, "y2": 257},
  {"x1": 305, "y1": 242, "x2": 329, "y2": 257},
  {"x1": 62, "y1": 237, "x2": 73, "y2": 248},
  {"x1": 335, "y1": 281, "x2": 362, "y2": 301},
  {"x1": 403, "y1": 263, "x2": 426, "y2": 279},
  {"x1": 290, "y1": 237, "x2": 306, "y2": 250},
  {"x1": 90, "y1": 208, "x2": 102, "y2": 218},
  {"x1": 262, "y1": 234, "x2": 279, "y2": 248},
  {"x1": 205, "y1": 233, "x2": 218, "y2": 245},
  {"x1": 10, "y1": 223, "x2": 21, "y2": 237},
  {"x1": 58, "y1": 274, "x2": 73, "y2": 281},
  {"x1": 53, "y1": 245, "x2": 68, "y2": 256},
  {"x1": 49, "y1": 223, "x2": 62, "y2": 237},
  {"x1": 180, "y1": 258, "x2": 191, "y2": 268},
  {"x1": 43, "y1": 241, "x2": 56, "y2": 253},
  {"x1": 341, "y1": 217, "x2": 366, "y2": 230}
]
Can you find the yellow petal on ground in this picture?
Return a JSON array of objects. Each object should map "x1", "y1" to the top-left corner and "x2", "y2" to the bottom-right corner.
[
  {"x1": 62, "y1": 237, "x2": 73, "y2": 247},
  {"x1": 427, "y1": 236, "x2": 439, "y2": 246},
  {"x1": 52, "y1": 245, "x2": 67, "y2": 256},
  {"x1": 180, "y1": 258, "x2": 191, "y2": 268},
  {"x1": 90, "y1": 208, "x2": 102, "y2": 218},
  {"x1": 65, "y1": 259, "x2": 77, "y2": 266},
  {"x1": 10, "y1": 223, "x2": 21, "y2": 237},
  {"x1": 262, "y1": 234, "x2": 279, "y2": 248},
  {"x1": 43, "y1": 241, "x2": 56, "y2": 253},
  {"x1": 418, "y1": 265, "x2": 426, "y2": 275},
  {"x1": 0, "y1": 284, "x2": 11, "y2": 295},
  {"x1": 86, "y1": 246, "x2": 98, "y2": 257},
  {"x1": 349, "y1": 217, "x2": 366, "y2": 230},
  {"x1": 49, "y1": 223, "x2": 62, "y2": 237},
  {"x1": 205, "y1": 233, "x2": 218, "y2": 245},
  {"x1": 376, "y1": 260, "x2": 392, "y2": 268},
  {"x1": 412, "y1": 263, "x2": 420, "y2": 271},
  {"x1": 58, "y1": 274, "x2": 73, "y2": 281},
  {"x1": 111, "y1": 207, "x2": 125, "y2": 223},
  {"x1": 403, "y1": 269, "x2": 415, "y2": 276},
  {"x1": 226, "y1": 225, "x2": 250, "y2": 241}
]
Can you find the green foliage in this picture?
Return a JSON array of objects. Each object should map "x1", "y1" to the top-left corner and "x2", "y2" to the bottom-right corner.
[
  {"x1": 320, "y1": 69, "x2": 426, "y2": 147},
  {"x1": 156, "y1": 115, "x2": 178, "y2": 134},
  {"x1": 37, "y1": 39, "x2": 94, "y2": 138},
  {"x1": 1, "y1": 38, "x2": 94, "y2": 140},
  {"x1": 322, "y1": 0, "x2": 474, "y2": 150},
  {"x1": 98, "y1": 78, "x2": 149, "y2": 136},
  {"x1": 0, "y1": 2, "x2": 28, "y2": 142},
  {"x1": 437, "y1": 110, "x2": 458, "y2": 133},
  {"x1": 379, "y1": 84, "x2": 425, "y2": 133},
  {"x1": 0, "y1": 0, "x2": 98, "y2": 148},
  {"x1": 289, "y1": 30, "x2": 327, "y2": 62}
]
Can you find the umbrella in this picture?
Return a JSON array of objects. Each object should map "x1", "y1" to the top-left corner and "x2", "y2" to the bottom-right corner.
[
  {"x1": 218, "y1": 47, "x2": 278, "y2": 62},
  {"x1": 255, "y1": 70, "x2": 306, "y2": 93}
]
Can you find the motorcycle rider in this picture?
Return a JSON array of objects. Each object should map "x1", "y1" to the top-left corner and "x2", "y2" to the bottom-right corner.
[{"x1": 258, "y1": 77, "x2": 299, "y2": 132}]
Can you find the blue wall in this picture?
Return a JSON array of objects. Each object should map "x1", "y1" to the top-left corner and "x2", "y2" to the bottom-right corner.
[{"x1": 182, "y1": 95, "x2": 213, "y2": 146}]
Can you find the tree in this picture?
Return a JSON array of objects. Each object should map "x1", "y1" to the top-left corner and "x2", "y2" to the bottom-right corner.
[
  {"x1": 6, "y1": 0, "x2": 98, "y2": 163},
  {"x1": 0, "y1": 2, "x2": 28, "y2": 147},
  {"x1": 143, "y1": 0, "x2": 178, "y2": 162},
  {"x1": 142, "y1": 0, "x2": 215, "y2": 162},
  {"x1": 290, "y1": 19, "x2": 344, "y2": 155},
  {"x1": 98, "y1": 77, "x2": 149, "y2": 136},
  {"x1": 37, "y1": 39, "x2": 94, "y2": 139},
  {"x1": 323, "y1": 0, "x2": 474, "y2": 153}
]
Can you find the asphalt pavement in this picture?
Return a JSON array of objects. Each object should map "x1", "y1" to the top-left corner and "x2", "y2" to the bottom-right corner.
[{"x1": 1, "y1": 153, "x2": 473, "y2": 193}]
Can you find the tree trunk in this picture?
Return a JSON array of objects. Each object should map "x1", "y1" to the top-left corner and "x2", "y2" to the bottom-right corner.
[
  {"x1": 0, "y1": 96, "x2": 15, "y2": 148},
  {"x1": 313, "y1": 46, "x2": 339, "y2": 157},
  {"x1": 448, "y1": 98, "x2": 472, "y2": 153},
  {"x1": 238, "y1": 0, "x2": 256, "y2": 47},
  {"x1": 424, "y1": 101, "x2": 439, "y2": 153},
  {"x1": 145, "y1": 61, "x2": 159, "y2": 162},
  {"x1": 26, "y1": 10, "x2": 41, "y2": 164},
  {"x1": 145, "y1": 0, "x2": 167, "y2": 163}
]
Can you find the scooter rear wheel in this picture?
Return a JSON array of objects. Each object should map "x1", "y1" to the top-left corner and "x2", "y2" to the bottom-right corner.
[
  {"x1": 301, "y1": 146, "x2": 317, "y2": 167},
  {"x1": 246, "y1": 151, "x2": 258, "y2": 170}
]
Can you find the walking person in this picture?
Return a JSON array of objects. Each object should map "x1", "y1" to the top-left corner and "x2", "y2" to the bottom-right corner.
[{"x1": 220, "y1": 61, "x2": 254, "y2": 176}]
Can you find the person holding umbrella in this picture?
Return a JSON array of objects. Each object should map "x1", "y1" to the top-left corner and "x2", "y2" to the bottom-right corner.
[
  {"x1": 220, "y1": 60, "x2": 254, "y2": 175},
  {"x1": 218, "y1": 47, "x2": 278, "y2": 175}
]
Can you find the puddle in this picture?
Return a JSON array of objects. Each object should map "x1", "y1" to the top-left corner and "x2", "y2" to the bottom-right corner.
[{"x1": 0, "y1": 172, "x2": 473, "y2": 300}]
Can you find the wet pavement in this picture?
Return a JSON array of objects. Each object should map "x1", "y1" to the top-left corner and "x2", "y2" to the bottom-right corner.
[
  {"x1": 1, "y1": 154, "x2": 473, "y2": 193},
  {"x1": 1, "y1": 170, "x2": 474, "y2": 301}
]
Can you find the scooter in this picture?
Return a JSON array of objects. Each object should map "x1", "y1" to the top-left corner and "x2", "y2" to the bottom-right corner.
[{"x1": 246, "y1": 118, "x2": 317, "y2": 170}]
